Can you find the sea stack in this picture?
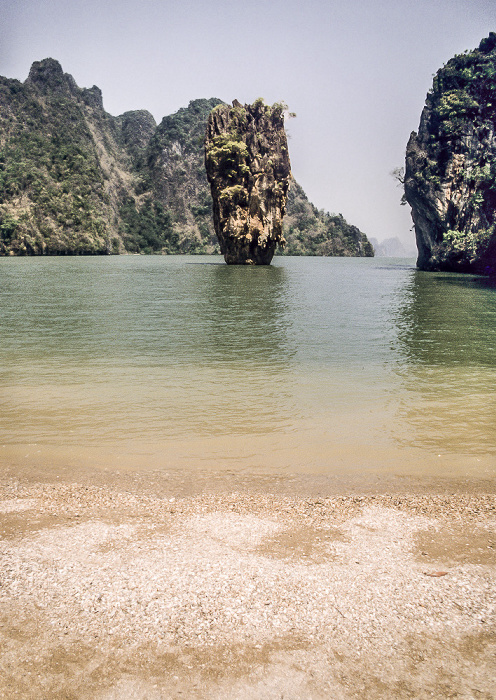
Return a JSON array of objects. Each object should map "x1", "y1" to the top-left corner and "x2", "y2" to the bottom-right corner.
[
  {"x1": 404, "y1": 33, "x2": 496, "y2": 275},
  {"x1": 205, "y1": 99, "x2": 291, "y2": 264}
]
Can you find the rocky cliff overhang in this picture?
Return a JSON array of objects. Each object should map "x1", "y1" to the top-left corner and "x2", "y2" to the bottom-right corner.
[{"x1": 404, "y1": 33, "x2": 496, "y2": 275}]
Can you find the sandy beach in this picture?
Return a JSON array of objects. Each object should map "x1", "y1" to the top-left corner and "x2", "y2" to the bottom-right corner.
[{"x1": 0, "y1": 468, "x2": 495, "y2": 699}]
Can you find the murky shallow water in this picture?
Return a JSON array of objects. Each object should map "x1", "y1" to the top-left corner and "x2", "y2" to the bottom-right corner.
[{"x1": 1, "y1": 255, "x2": 495, "y2": 483}]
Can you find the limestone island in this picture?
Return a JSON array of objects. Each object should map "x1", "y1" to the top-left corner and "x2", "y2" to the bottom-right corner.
[
  {"x1": 205, "y1": 99, "x2": 291, "y2": 265},
  {"x1": 405, "y1": 33, "x2": 496, "y2": 275}
]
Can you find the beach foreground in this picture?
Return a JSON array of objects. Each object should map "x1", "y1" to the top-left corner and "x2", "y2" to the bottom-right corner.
[{"x1": 1, "y1": 473, "x2": 495, "y2": 699}]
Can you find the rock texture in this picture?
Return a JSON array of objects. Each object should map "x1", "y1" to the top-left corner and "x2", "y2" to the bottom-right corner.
[
  {"x1": 0, "y1": 59, "x2": 372, "y2": 257},
  {"x1": 405, "y1": 33, "x2": 496, "y2": 274},
  {"x1": 0, "y1": 58, "x2": 157, "y2": 255},
  {"x1": 205, "y1": 100, "x2": 291, "y2": 264}
]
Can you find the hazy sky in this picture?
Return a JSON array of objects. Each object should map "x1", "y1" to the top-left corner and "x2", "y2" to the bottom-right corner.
[{"x1": 2, "y1": 0, "x2": 495, "y2": 245}]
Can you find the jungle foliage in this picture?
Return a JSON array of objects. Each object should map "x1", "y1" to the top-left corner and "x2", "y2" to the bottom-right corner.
[{"x1": 0, "y1": 63, "x2": 372, "y2": 257}]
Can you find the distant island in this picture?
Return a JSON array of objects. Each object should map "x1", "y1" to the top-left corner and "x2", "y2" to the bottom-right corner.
[
  {"x1": 404, "y1": 32, "x2": 496, "y2": 275},
  {"x1": 369, "y1": 237, "x2": 417, "y2": 258},
  {"x1": 0, "y1": 59, "x2": 373, "y2": 258},
  {"x1": 205, "y1": 99, "x2": 292, "y2": 265}
]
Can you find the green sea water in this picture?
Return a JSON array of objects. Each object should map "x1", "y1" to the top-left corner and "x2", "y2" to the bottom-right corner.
[{"x1": 1, "y1": 255, "x2": 495, "y2": 484}]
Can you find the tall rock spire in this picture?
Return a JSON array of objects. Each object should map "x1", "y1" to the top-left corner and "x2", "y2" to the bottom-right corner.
[{"x1": 205, "y1": 99, "x2": 291, "y2": 265}]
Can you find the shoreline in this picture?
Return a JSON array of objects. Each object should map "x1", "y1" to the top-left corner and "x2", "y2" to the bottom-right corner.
[
  {"x1": 1, "y1": 469, "x2": 495, "y2": 699},
  {"x1": 2, "y1": 457, "x2": 496, "y2": 499}
]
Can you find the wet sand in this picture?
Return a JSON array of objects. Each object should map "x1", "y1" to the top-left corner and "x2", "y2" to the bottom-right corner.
[{"x1": 0, "y1": 468, "x2": 495, "y2": 699}]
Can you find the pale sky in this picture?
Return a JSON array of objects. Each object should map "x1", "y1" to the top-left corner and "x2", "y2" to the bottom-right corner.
[{"x1": 1, "y1": 0, "x2": 495, "y2": 244}]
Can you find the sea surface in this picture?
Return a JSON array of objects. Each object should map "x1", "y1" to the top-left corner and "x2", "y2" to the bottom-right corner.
[{"x1": 1, "y1": 255, "x2": 495, "y2": 485}]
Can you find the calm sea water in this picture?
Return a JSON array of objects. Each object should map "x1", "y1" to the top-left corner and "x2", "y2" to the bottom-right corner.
[{"x1": 1, "y1": 255, "x2": 495, "y2": 482}]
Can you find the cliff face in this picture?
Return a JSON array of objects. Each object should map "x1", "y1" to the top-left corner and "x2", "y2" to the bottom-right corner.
[
  {"x1": 143, "y1": 98, "x2": 221, "y2": 253},
  {"x1": 205, "y1": 100, "x2": 291, "y2": 264},
  {"x1": 0, "y1": 59, "x2": 372, "y2": 257},
  {"x1": 405, "y1": 33, "x2": 496, "y2": 275},
  {"x1": 283, "y1": 179, "x2": 373, "y2": 257},
  {"x1": 0, "y1": 58, "x2": 157, "y2": 255}
]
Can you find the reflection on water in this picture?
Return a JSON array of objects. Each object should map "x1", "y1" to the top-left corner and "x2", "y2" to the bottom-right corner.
[
  {"x1": 0, "y1": 257, "x2": 298, "y2": 441},
  {"x1": 187, "y1": 262, "x2": 299, "y2": 435},
  {"x1": 0, "y1": 255, "x2": 495, "y2": 480},
  {"x1": 204, "y1": 263, "x2": 292, "y2": 367},
  {"x1": 394, "y1": 271, "x2": 496, "y2": 366},
  {"x1": 393, "y1": 270, "x2": 496, "y2": 456}
]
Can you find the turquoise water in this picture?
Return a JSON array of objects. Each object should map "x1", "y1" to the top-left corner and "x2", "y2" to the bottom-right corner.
[{"x1": 0, "y1": 255, "x2": 495, "y2": 481}]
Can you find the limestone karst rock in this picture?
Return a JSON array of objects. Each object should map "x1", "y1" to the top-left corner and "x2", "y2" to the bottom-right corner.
[
  {"x1": 404, "y1": 33, "x2": 496, "y2": 275},
  {"x1": 204, "y1": 99, "x2": 292, "y2": 264},
  {"x1": 0, "y1": 62, "x2": 371, "y2": 257}
]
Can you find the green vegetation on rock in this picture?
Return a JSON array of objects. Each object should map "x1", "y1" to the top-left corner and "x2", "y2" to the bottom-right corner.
[
  {"x1": 281, "y1": 180, "x2": 373, "y2": 257},
  {"x1": 405, "y1": 33, "x2": 496, "y2": 274},
  {"x1": 205, "y1": 135, "x2": 250, "y2": 183},
  {"x1": 0, "y1": 60, "x2": 372, "y2": 257},
  {"x1": 119, "y1": 198, "x2": 177, "y2": 253},
  {"x1": 205, "y1": 99, "x2": 292, "y2": 264},
  {"x1": 0, "y1": 68, "x2": 109, "y2": 254}
]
